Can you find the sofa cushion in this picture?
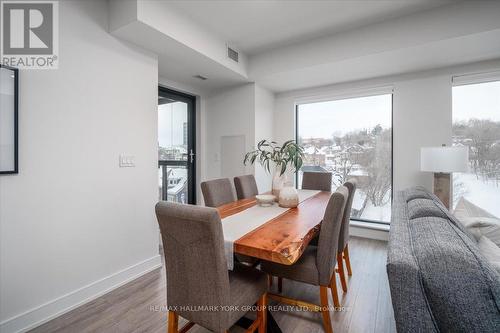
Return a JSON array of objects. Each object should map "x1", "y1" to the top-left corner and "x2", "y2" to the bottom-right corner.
[
  {"x1": 387, "y1": 191, "x2": 439, "y2": 333},
  {"x1": 405, "y1": 187, "x2": 430, "y2": 201},
  {"x1": 454, "y1": 197, "x2": 497, "y2": 220},
  {"x1": 409, "y1": 216, "x2": 500, "y2": 332},
  {"x1": 477, "y1": 236, "x2": 500, "y2": 274},
  {"x1": 407, "y1": 198, "x2": 448, "y2": 220},
  {"x1": 454, "y1": 197, "x2": 500, "y2": 246},
  {"x1": 459, "y1": 216, "x2": 500, "y2": 246},
  {"x1": 421, "y1": 193, "x2": 478, "y2": 241}
]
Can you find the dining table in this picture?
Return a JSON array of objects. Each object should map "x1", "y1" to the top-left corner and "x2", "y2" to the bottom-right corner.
[{"x1": 216, "y1": 189, "x2": 332, "y2": 333}]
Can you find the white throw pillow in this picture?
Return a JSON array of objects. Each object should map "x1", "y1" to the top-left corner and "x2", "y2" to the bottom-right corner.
[
  {"x1": 458, "y1": 216, "x2": 500, "y2": 247},
  {"x1": 477, "y1": 236, "x2": 500, "y2": 274}
]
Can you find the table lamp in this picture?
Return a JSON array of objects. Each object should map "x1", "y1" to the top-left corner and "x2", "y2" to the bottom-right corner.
[{"x1": 420, "y1": 145, "x2": 469, "y2": 209}]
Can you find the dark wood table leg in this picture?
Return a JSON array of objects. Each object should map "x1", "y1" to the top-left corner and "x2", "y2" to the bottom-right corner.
[{"x1": 235, "y1": 310, "x2": 282, "y2": 333}]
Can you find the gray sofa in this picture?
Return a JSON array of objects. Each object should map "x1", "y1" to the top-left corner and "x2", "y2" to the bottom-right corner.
[{"x1": 387, "y1": 187, "x2": 500, "y2": 333}]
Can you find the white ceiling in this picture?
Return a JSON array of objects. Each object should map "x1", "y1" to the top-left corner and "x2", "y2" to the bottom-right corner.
[
  {"x1": 167, "y1": 0, "x2": 456, "y2": 55},
  {"x1": 110, "y1": 0, "x2": 500, "y2": 94}
]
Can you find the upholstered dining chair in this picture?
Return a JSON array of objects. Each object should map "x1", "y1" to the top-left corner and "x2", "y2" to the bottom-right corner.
[
  {"x1": 301, "y1": 171, "x2": 332, "y2": 191},
  {"x1": 336, "y1": 179, "x2": 357, "y2": 293},
  {"x1": 270, "y1": 170, "x2": 333, "y2": 291},
  {"x1": 202, "y1": 177, "x2": 258, "y2": 266},
  {"x1": 155, "y1": 201, "x2": 268, "y2": 333},
  {"x1": 201, "y1": 178, "x2": 235, "y2": 208},
  {"x1": 234, "y1": 175, "x2": 259, "y2": 200},
  {"x1": 303, "y1": 178, "x2": 357, "y2": 293},
  {"x1": 261, "y1": 186, "x2": 348, "y2": 333}
]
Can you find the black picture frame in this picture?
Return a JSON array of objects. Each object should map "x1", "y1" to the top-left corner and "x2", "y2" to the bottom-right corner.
[{"x1": 0, "y1": 64, "x2": 19, "y2": 174}]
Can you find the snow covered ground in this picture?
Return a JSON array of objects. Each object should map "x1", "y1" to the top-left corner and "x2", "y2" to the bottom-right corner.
[
  {"x1": 454, "y1": 173, "x2": 500, "y2": 218},
  {"x1": 351, "y1": 190, "x2": 391, "y2": 223},
  {"x1": 349, "y1": 172, "x2": 500, "y2": 222},
  {"x1": 298, "y1": 171, "x2": 392, "y2": 223}
]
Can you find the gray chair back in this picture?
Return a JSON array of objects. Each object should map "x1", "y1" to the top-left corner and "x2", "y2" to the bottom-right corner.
[
  {"x1": 201, "y1": 178, "x2": 235, "y2": 207},
  {"x1": 155, "y1": 201, "x2": 231, "y2": 331},
  {"x1": 234, "y1": 174, "x2": 259, "y2": 200},
  {"x1": 302, "y1": 171, "x2": 332, "y2": 191},
  {"x1": 316, "y1": 186, "x2": 348, "y2": 286},
  {"x1": 338, "y1": 179, "x2": 357, "y2": 252}
]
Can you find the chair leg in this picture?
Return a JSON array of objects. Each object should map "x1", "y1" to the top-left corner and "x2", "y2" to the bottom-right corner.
[
  {"x1": 168, "y1": 311, "x2": 178, "y2": 333},
  {"x1": 278, "y1": 277, "x2": 283, "y2": 293},
  {"x1": 179, "y1": 323, "x2": 194, "y2": 333},
  {"x1": 344, "y1": 244, "x2": 352, "y2": 276},
  {"x1": 329, "y1": 273, "x2": 340, "y2": 308},
  {"x1": 337, "y1": 253, "x2": 348, "y2": 293},
  {"x1": 257, "y1": 293, "x2": 267, "y2": 333},
  {"x1": 319, "y1": 286, "x2": 333, "y2": 333}
]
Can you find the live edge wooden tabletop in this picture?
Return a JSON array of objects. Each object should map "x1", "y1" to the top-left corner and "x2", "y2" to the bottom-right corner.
[{"x1": 216, "y1": 191, "x2": 331, "y2": 265}]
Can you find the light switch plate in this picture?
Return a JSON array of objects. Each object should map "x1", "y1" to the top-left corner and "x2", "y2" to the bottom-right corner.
[{"x1": 119, "y1": 154, "x2": 135, "y2": 167}]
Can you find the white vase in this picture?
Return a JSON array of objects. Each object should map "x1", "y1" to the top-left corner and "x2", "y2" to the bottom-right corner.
[
  {"x1": 272, "y1": 168, "x2": 293, "y2": 199},
  {"x1": 279, "y1": 186, "x2": 299, "y2": 208},
  {"x1": 272, "y1": 169, "x2": 285, "y2": 198}
]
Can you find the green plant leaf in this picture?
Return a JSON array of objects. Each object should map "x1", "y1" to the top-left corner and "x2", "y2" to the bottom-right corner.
[{"x1": 243, "y1": 139, "x2": 304, "y2": 176}]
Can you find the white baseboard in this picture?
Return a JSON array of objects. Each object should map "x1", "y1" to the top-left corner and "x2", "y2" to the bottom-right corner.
[
  {"x1": 350, "y1": 221, "x2": 390, "y2": 241},
  {"x1": 0, "y1": 255, "x2": 162, "y2": 333}
]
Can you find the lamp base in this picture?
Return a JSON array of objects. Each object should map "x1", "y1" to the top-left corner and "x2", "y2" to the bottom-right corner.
[{"x1": 433, "y1": 173, "x2": 451, "y2": 210}]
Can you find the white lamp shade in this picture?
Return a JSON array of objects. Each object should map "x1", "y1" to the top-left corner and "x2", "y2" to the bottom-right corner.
[{"x1": 420, "y1": 146, "x2": 469, "y2": 173}]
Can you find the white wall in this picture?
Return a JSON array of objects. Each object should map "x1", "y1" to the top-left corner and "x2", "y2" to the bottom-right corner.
[
  {"x1": 0, "y1": 1, "x2": 160, "y2": 332},
  {"x1": 204, "y1": 83, "x2": 275, "y2": 193},
  {"x1": 393, "y1": 76, "x2": 451, "y2": 190},
  {"x1": 254, "y1": 84, "x2": 274, "y2": 191},
  {"x1": 138, "y1": 0, "x2": 248, "y2": 77},
  {"x1": 249, "y1": 1, "x2": 500, "y2": 92},
  {"x1": 274, "y1": 60, "x2": 500, "y2": 193},
  {"x1": 205, "y1": 84, "x2": 255, "y2": 182}
]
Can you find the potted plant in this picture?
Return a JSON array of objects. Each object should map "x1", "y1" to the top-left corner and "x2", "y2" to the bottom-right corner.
[{"x1": 244, "y1": 139, "x2": 305, "y2": 197}]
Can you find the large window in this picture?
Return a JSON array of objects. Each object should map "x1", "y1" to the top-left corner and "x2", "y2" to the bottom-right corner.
[
  {"x1": 296, "y1": 93, "x2": 393, "y2": 223},
  {"x1": 452, "y1": 80, "x2": 500, "y2": 218}
]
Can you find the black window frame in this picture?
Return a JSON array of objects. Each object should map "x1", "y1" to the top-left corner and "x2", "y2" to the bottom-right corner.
[{"x1": 158, "y1": 86, "x2": 196, "y2": 204}]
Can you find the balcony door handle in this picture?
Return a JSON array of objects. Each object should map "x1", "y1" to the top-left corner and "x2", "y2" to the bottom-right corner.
[{"x1": 189, "y1": 149, "x2": 195, "y2": 164}]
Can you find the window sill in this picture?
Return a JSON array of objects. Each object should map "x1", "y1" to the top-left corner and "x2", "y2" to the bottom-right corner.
[
  {"x1": 350, "y1": 220, "x2": 390, "y2": 241},
  {"x1": 350, "y1": 220, "x2": 390, "y2": 231}
]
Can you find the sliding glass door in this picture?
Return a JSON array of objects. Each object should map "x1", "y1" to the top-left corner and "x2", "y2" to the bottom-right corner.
[
  {"x1": 296, "y1": 93, "x2": 393, "y2": 224},
  {"x1": 158, "y1": 87, "x2": 196, "y2": 204}
]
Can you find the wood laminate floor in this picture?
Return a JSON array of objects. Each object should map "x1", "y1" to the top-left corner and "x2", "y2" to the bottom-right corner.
[{"x1": 29, "y1": 237, "x2": 395, "y2": 333}]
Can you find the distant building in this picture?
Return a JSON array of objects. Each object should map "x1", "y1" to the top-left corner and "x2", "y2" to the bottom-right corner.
[
  {"x1": 300, "y1": 137, "x2": 333, "y2": 147},
  {"x1": 303, "y1": 146, "x2": 326, "y2": 166},
  {"x1": 163, "y1": 168, "x2": 188, "y2": 203},
  {"x1": 159, "y1": 146, "x2": 187, "y2": 161}
]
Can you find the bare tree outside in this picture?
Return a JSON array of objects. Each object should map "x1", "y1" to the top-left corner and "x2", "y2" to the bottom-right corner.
[
  {"x1": 452, "y1": 81, "x2": 500, "y2": 218},
  {"x1": 297, "y1": 94, "x2": 392, "y2": 223}
]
